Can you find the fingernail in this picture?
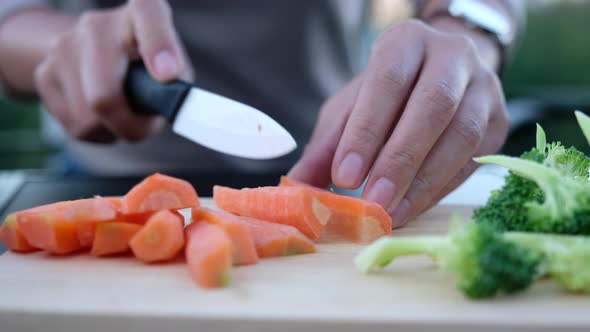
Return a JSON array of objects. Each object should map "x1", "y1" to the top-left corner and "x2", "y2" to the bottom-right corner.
[
  {"x1": 153, "y1": 50, "x2": 178, "y2": 78},
  {"x1": 391, "y1": 199, "x2": 411, "y2": 228},
  {"x1": 366, "y1": 178, "x2": 395, "y2": 207},
  {"x1": 336, "y1": 153, "x2": 363, "y2": 187}
]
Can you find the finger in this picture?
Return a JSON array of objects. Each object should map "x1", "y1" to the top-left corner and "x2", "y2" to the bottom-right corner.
[
  {"x1": 362, "y1": 34, "x2": 474, "y2": 213},
  {"x1": 78, "y1": 11, "x2": 161, "y2": 141},
  {"x1": 390, "y1": 82, "x2": 491, "y2": 227},
  {"x1": 424, "y1": 96, "x2": 509, "y2": 213},
  {"x1": 55, "y1": 37, "x2": 116, "y2": 144},
  {"x1": 330, "y1": 22, "x2": 425, "y2": 189},
  {"x1": 35, "y1": 59, "x2": 70, "y2": 127},
  {"x1": 128, "y1": 0, "x2": 185, "y2": 81},
  {"x1": 288, "y1": 76, "x2": 363, "y2": 187}
]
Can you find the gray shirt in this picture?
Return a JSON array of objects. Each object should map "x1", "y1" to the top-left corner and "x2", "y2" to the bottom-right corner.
[{"x1": 1, "y1": 0, "x2": 369, "y2": 176}]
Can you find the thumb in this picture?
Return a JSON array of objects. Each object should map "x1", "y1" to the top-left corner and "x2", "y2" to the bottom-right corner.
[
  {"x1": 288, "y1": 76, "x2": 363, "y2": 187},
  {"x1": 128, "y1": 0, "x2": 185, "y2": 82}
]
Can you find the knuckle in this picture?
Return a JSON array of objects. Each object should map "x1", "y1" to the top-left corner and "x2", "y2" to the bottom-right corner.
[
  {"x1": 450, "y1": 34, "x2": 477, "y2": 56},
  {"x1": 411, "y1": 174, "x2": 434, "y2": 197},
  {"x1": 383, "y1": 148, "x2": 420, "y2": 173},
  {"x1": 33, "y1": 62, "x2": 51, "y2": 88},
  {"x1": 480, "y1": 67, "x2": 500, "y2": 87},
  {"x1": 347, "y1": 113, "x2": 383, "y2": 148},
  {"x1": 453, "y1": 114, "x2": 485, "y2": 145},
  {"x1": 376, "y1": 62, "x2": 409, "y2": 94},
  {"x1": 50, "y1": 31, "x2": 74, "y2": 55},
  {"x1": 424, "y1": 80, "x2": 461, "y2": 115}
]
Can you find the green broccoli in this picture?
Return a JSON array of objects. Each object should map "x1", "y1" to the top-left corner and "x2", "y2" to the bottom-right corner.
[
  {"x1": 475, "y1": 155, "x2": 590, "y2": 234},
  {"x1": 504, "y1": 232, "x2": 590, "y2": 292},
  {"x1": 472, "y1": 146, "x2": 544, "y2": 231},
  {"x1": 355, "y1": 222, "x2": 543, "y2": 299},
  {"x1": 474, "y1": 119, "x2": 590, "y2": 233}
]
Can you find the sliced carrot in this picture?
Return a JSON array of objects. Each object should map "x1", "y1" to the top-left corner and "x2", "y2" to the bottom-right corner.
[
  {"x1": 234, "y1": 214, "x2": 316, "y2": 258},
  {"x1": 91, "y1": 222, "x2": 142, "y2": 257},
  {"x1": 193, "y1": 208, "x2": 258, "y2": 265},
  {"x1": 213, "y1": 185, "x2": 330, "y2": 240},
  {"x1": 17, "y1": 198, "x2": 118, "y2": 254},
  {"x1": 185, "y1": 221, "x2": 232, "y2": 288},
  {"x1": 129, "y1": 210, "x2": 184, "y2": 263},
  {"x1": 123, "y1": 173, "x2": 199, "y2": 214},
  {"x1": 0, "y1": 213, "x2": 37, "y2": 253},
  {"x1": 77, "y1": 196, "x2": 153, "y2": 248},
  {"x1": 280, "y1": 176, "x2": 392, "y2": 243},
  {"x1": 103, "y1": 196, "x2": 124, "y2": 210}
]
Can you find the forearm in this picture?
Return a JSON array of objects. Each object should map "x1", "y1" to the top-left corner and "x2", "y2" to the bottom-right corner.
[
  {"x1": 0, "y1": 8, "x2": 76, "y2": 94},
  {"x1": 418, "y1": 0, "x2": 525, "y2": 72}
]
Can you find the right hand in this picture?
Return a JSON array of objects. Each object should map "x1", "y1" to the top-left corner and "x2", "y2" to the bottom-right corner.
[{"x1": 34, "y1": 0, "x2": 193, "y2": 143}]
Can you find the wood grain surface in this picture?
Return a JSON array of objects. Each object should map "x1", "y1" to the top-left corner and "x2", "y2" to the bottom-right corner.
[{"x1": 0, "y1": 200, "x2": 588, "y2": 332}]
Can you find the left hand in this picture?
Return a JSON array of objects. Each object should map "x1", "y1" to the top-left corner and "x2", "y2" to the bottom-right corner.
[{"x1": 288, "y1": 18, "x2": 509, "y2": 227}]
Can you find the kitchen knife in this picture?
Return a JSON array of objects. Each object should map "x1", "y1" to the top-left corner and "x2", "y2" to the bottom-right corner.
[{"x1": 124, "y1": 62, "x2": 297, "y2": 160}]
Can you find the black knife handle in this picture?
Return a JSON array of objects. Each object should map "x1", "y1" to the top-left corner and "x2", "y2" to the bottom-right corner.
[{"x1": 124, "y1": 62, "x2": 191, "y2": 122}]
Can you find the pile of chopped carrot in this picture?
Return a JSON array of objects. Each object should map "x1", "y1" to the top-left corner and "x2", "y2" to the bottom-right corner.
[{"x1": 0, "y1": 173, "x2": 391, "y2": 289}]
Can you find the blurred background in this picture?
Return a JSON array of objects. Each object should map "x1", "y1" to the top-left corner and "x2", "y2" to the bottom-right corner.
[{"x1": 1, "y1": 0, "x2": 589, "y2": 171}]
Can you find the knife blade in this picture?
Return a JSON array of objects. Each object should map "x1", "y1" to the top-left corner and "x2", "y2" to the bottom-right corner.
[{"x1": 124, "y1": 62, "x2": 297, "y2": 160}]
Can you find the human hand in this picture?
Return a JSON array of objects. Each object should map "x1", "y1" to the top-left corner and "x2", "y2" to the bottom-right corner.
[
  {"x1": 34, "y1": 0, "x2": 193, "y2": 143},
  {"x1": 289, "y1": 19, "x2": 509, "y2": 227}
]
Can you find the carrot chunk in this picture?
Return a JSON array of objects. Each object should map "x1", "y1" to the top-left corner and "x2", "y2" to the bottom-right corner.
[
  {"x1": 185, "y1": 221, "x2": 232, "y2": 288},
  {"x1": 193, "y1": 208, "x2": 258, "y2": 265},
  {"x1": 91, "y1": 222, "x2": 142, "y2": 257},
  {"x1": 77, "y1": 197, "x2": 154, "y2": 248},
  {"x1": 123, "y1": 173, "x2": 199, "y2": 214},
  {"x1": 17, "y1": 198, "x2": 118, "y2": 254},
  {"x1": 280, "y1": 176, "x2": 392, "y2": 243},
  {"x1": 235, "y1": 214, "x2": 316, "y2": 258},
  {"x1": 129, "y1": 210, "x2": 184, "y2": 263},
  {"x1": 0, "y1": 213, "x2": 38, "y2": 253},
  {"x1": 213, "y1": 185, "x2": 330, "y2": 240}
]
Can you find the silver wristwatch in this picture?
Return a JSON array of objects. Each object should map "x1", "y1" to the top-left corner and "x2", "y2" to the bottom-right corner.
[{"x1": 448, "y1": 0, "x2": 513, "y2": 47}]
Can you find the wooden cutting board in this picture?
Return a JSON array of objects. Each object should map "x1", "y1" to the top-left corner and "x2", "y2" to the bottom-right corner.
[{"x1": 1, "y1": 199, "x2": 589, "y2": 332}]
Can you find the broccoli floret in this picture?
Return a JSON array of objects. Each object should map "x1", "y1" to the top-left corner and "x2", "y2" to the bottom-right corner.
[
  {"x1": 472, "y1": 147, "x2": 544, "y2": 231},
  {"x1": 475, "y1": 155, "x2": 590, "y2": 234},
  {"x1": 544, "y1": 142, "x2": 590, "y2": 180},
  {"x1": 504, "y1": 232, "x2": 590, "y2": 292},
  {"x1": 355, "y1": 222, "x2": 542, "y2": 299}
]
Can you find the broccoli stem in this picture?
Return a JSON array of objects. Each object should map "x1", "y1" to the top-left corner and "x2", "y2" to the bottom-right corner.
[
  {"x1": 355, "y1": 236, "x2": 447, "y2": 273},
  {"x1": 536, "y1": 123, "x2": 546, "y2": 153}
]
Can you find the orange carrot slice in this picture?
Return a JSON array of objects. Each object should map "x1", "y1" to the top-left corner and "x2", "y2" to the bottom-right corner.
[
  {"x1": 17, "y1": 198, "x2": 118, "y2": 254},
  {"x1": 213, "y1": 185, "x2": 330, "y2": 240},
  {"x1": 280, "y1": 176, "x2": 392, "y2": 243},
  {"x1": 77, "y1": 198, "x2": 153, "y2": 248},
  {"x1": 123, "y1": 173, "x2": 199, "y2": 214},
  {"x1": 185, "y1": 221, "x2": 232, "y2": 288},
  {"x1": 193, "y1": 208, "x2": 258, "y2": 265},
  {"x1": 0, "y1": 213, "x2": 37, "y2": 253},
  {"x1": 91, "y1": 222, "x2": 142, "y2": 257},
  {"x1": 129, "y1": 210, "x2": 184, "y2": 263},
  {"x1": 234, "y1": 214, "x2": 316, "y2": 258}
]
